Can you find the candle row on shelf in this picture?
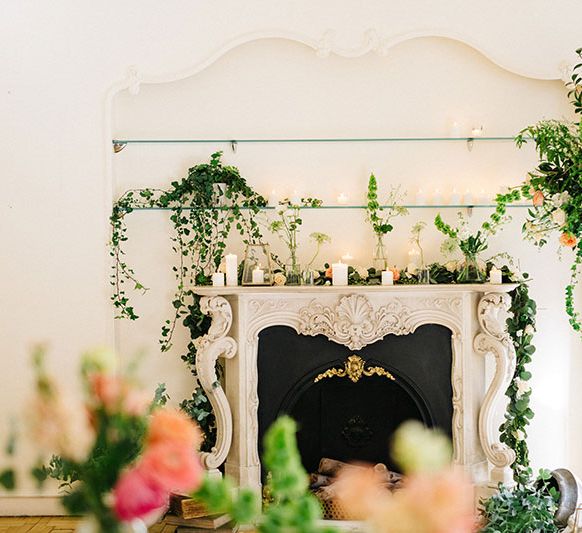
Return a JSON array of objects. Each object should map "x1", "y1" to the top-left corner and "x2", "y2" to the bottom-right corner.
[{"x1": 266, "y1": 188, "x2": 496, "y2": 207}]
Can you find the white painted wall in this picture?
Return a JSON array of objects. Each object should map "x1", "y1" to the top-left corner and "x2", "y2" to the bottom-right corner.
[{"x1": 1, "y1": 0, "x2": 581, "y2": 514}]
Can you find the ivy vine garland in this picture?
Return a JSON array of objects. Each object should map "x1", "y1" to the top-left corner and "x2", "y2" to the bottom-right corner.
[{"x1": 109, "y1": 152, "x2": 267, "y2": 449}]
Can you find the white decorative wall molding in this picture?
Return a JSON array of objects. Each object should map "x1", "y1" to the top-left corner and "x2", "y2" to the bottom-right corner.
[{"x1": 193, "y1": 285, "x2": 516, "y2": 495}]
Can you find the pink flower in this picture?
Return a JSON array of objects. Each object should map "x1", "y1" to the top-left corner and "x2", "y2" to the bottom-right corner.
[
  {"x1": 89, "y1": 373, "x2": 126, "y2": 413},
  {"x1": 139, "y1": 442, "x2": 203, "y2": 493},
  {"x1": 532, "y1": 190, "x2": 545, "y2": 207},
  {"x1": 389, "y1": 267, "x2": 401, "y2": 282},
  {"x1": 147, "y1": 409, "x2": 202, "y2": 449},
  {"x1": 113, "y1": 466, "x2": 168, "y2": 522}
]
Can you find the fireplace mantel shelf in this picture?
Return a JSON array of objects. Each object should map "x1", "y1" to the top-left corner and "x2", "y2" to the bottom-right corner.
[
  {"x1": 193, "y1": 282, "x2": 518, "y2": 500},
  {"x1": 192, "y1": 283, "x2": 517, "y2": 296}
]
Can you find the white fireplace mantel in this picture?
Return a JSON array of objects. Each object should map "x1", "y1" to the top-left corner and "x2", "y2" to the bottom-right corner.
[{"x1": 192, "y1": 284, "x2": 518, "y2": 495}]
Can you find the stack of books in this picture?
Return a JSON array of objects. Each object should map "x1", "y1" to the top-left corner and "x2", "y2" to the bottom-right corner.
[{"x1": 164, "y1": 494, "x2": 239, "y2": 533}]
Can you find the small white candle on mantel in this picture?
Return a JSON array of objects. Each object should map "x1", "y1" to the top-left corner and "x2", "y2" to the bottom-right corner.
[
  {"x1": 415, "y1": 188, "x2": 427, "y2": 205},
  {"x1": 332, "y1": 261, "x2": 348, "y2": 286},
  {"x1": 212, "y1": 272, "x2": 225, "y2": 287},
  {"x1": 337, "y1": 192, "x2": 349, "y2": 205},
  {"x1": 489, "y1": 267, "x2": 503, "y2": 284},
  {"x1": 381, "y1": 270, "x2": 394, "y2": 286},
  {"x1": 341, "y1": 253, "x2": 354, "y2": 264},
  {"x1": 252, "y1": 266, "x2": 265, "y2": 284},
  {"x1": 225, "y1": 254, "x2": 238, "y2": 286},
  {"x1": 450, "y1": 188, "x2": 462, "y2": 205}
]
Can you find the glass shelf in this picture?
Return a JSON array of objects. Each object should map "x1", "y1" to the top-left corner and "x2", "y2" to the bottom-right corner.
[
  {"x1": 124, "y1": 204, "x2": 529, "y2": 211},
  {"x1": 113, "y1": 136, "x2": 516, "y2": 146}
]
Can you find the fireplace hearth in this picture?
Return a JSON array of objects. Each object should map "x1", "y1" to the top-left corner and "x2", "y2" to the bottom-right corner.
[{"x1": 191, "y1": 285, "x2": 518, "y2": 499}]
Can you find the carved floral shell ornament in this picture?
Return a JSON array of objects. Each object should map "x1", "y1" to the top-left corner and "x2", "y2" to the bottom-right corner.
[{"x1": 298, "y1": 294, "x2": 414, "y2": 350}]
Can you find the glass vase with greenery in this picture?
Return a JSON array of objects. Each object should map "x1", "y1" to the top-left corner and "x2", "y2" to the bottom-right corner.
[
  {"x1": 435, "y1": 210, "x2": 509, "y2": 283},
  {"x1": 268, "y1": 197, "x2": 322, "y2": 285},
  {"x1": 366, "y1": 174, "x2": 408, "y2": 271}
]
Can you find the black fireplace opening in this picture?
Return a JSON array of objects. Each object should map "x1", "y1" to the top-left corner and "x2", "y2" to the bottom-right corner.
[{"x1": 257, "y1": 324, "x2": 453, "y2": 478}]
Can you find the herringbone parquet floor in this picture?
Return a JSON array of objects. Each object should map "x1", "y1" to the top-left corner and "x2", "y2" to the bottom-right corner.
[{"x1": 0, "y1": 517, "x2": 178, "y2": 532}]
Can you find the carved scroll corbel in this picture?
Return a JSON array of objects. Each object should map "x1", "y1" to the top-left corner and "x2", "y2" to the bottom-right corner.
[
  {"x1": 474, "y1": 292, "x2": 516, "y2": 485},
  {"x1": 194, "y1": 296, "x2": 237, "y2": 472}
]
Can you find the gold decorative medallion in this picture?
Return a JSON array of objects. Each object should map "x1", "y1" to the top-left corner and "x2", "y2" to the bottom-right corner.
[{"x1": 314, "y1": 355, "x2": 395, "y2": 383}]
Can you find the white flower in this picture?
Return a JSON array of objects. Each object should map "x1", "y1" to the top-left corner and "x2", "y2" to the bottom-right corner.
[
  {"x1": 515, "y1": 329, "x2": 523, "y2": 337},
  {"x1": 444, "y1": 261, "x2": 458, "y2": 273},
  {"x1": 458, "y1": 228, "x2": 470, "y2": 241},
  {"x1": 552, "y1": 192, "x2": 570, "y2": 207},
  {"x1": 313, "y1": 271, "x2": 320, "y2": 280},
  {"x1": 524, "y1": 324, "x2": 535, "y2": 336},
  {"x1": 512, "y1": 429, "x2": 526, "y2": 441},
  {"x1": 551, "y1": 208, "x2": 566, "y2": 227},
  {"x1": 406, "y1": 263, "x2": 418, "y2": 275},
  {"x1": 273, "y1": 272, "x2": 287, "y2": 286},
  {"x1": 355, "y1": 266, "x2": 369, "y2": 280},
  {"x1": 515, "y1": 378, "x2": 531, "y2": 399}
]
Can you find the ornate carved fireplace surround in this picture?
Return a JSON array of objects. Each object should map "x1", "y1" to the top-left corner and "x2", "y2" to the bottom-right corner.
[{"x1": 193, "y1": 285, "x2": 517, "y2": 497}]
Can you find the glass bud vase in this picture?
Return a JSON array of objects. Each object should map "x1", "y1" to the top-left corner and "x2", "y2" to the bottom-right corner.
[
  {"x1": 285, "y1": 255, "x2": 302, "y2": 286},
  {"x1": 457, "y1": 252, "x2": 485, "y2": 283},
  {"x1": 372, "y1": 234, "x2": 388, "y2": 272}
]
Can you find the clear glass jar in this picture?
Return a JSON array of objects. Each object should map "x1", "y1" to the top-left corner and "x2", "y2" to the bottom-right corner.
[
  {"x1": 457, "y1": 252, "x2": 485, "y2": 283},
  {"x1": 285, "y1": 256, "x2": 302, "y2": 286},
  {"x1": 372, "y1": 234, "x2": 388, "y2": 272}
]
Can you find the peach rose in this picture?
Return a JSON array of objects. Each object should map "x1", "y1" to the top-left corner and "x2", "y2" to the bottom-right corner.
[
  {"x1": 89, "y1": 373, "x2": 126, "y2": 413},
  {"x1": 147, "y1": 409, "x2": 202, "y2": 449},
  {"x1": 324, "y1": 266, "x2": 333, "y2": 279},
  {"x1": 532, "y1": 190, "x2": 545, "y2": 207},
  {"x1": 389, "y1": 266, "x2": 400, "y2": 282},
  {"x1": 138, "y1": 442, "x2": 203, "y2": 493},
  {"x1": 560, "y1": 232, "x2": 577, "y2": 248}
]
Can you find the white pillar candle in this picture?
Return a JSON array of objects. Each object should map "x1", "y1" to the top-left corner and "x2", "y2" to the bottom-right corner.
[
  {"x1": 463, "y1": 189, "x2": 474, "y2": 205},
  {"x1": 337, "y1": 192, "x2": 349, "y2": 205},
  {"x1": 332, "y1": 262, "x2": 348, "y2": 286},
  {"x1": 489, "y1": 267, "x2": 503, "y2": 284},
  {"x1": 450, "y1": 121, "x2": 462, "y2": 138},
  {"x1": 381, "y1": 270, "x2": 394, "y2": 286},
  {"x1": 432, "y1": 189, "x2": 443, "y2": 205},
  {"x1": 415, "y1": 188, "x2": 427, "y2": 205},
  {"x1": 252, "y1": 267, "x2": 265, "y2": 284},
  {"x1": 225, "y1": 254, "x2": 238, "y2": 286},
  {"x1": 212, "y1": 272, "x2": 225, "y2": 287},
  {"x1": 341, "y1": 253, "x2": 353, "y2": 263},
  {"x1": 450, "y1": 188, "x2": 462, "y2": 205}
]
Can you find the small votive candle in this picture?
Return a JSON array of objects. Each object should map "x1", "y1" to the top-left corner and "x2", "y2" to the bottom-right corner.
[
  {"x1": 225, "y1": 253, "x2": 238, "y2": 286},
  {"x1": 415, "y1": 188, "x2": 427, "y2": 205},
  {"x1": 450, "y1": 121, "x2": 462, "y2": 138},
  {"x1": 382, "y1": 270, "x2": 394, "y2": 286},
  {"x1": 332, "y1": 261, "x2": 348, "y2": 286},
  {"x1": 252, "y1": 267, "x2": 265, "y2": 284},
  {"x1": 337, "y1": 192, "x2": 349, "y2": 205},
  {"x1": 463, "y1": 189, "x2": 474, "y2": 205},
  {"x1": 290, "y1": 190, "x2": 301, "y2": 206},
  {"x1": 471, "y1": 126, "x2": 484, "y2": 137},
  {"x1": 489, "y1": 267, "x2": 503, "y2": 284},
  {"x1": 432, "y1": 189, "x2": 443, "y2": 205},
  {"x1": 450, "y1": 188, "x2": 462, "y2": 205},
  {"x1": 268, "y1": 190, "x2": 279, "y2": 207},
  {"x1": 341, "y1": 253, "x2": 353, "y2": 263},
  {"x1": 212, "y1": 272, "x2": 225, "y2": 287},
  {"x1": 478, "y1": 188, "x2": 489, "y2": 204}
]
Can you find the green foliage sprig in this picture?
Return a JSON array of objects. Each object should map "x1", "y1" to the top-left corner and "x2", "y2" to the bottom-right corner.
[
  {"x1": 366, "y1": 174, "x2": 408, "y2": 236},
  {"x1": 480, "y1": 470, "x2": 559, "y2": 532},
  {"x1": 492, "y1": 48, "x2": 582, "y2": 335},
  {"x1": 194, "y1": 416, "x2": 334, "y2": 533}
]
